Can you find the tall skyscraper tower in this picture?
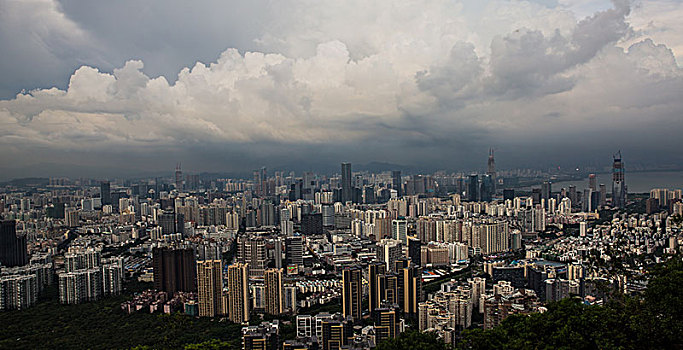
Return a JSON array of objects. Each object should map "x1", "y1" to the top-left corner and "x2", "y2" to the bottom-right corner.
[
  {"x1": 264, "y1": 268, "x2": 283, "y2": 315},
  {"x1": 468, "y1": 174, "x2": 479, "y2": 202},
  {"x1": 100, "y1": 181, "x2": 111, "y2": 206},
  {"x1": 541, "y1": 181, "x2": 552, "y2": 204},
  {"x1": 391, "y1": 171, "x2": 402, "y2": 197},
  {"x1": 588, "y1": 174, "x2": 597, "y2": 191},
  {"x1": 341, "y1": 162, "x2": 353, "y2": 203},
  {"x1": 197, "y1": 260, "x2": 223, "y2": 317},
  {"x1": 175, "y1": 163, "x2": 183, "y2": 191},
  {"x1": 612, "y1": 151, "x2": 626, "y2": 208},
  {"x1": 342, "y1": 266, "x2": 362, "y2": 321},
  {"x1": 487, "y1": 148, "x2": 496, "y2": 193},
  {"x1": 227, "y1": 263, "x2": 250, "y2": 323}
]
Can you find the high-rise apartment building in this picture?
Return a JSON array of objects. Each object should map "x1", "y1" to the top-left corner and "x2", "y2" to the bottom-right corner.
[
  {"x1": 376, "y1": 239, "x2": 402, "y2": 272},
  {"x1": 227, "y1": 262, "x2": 250, "y2": 323},
  {"x1": 368, "y1": 262, "x2": 387, "y2": 316},
  {"x1": 0, "y1": 220, "x2": 27, "y2": 267},
  {"x1": 264, "y1": 268, "x2": 283, "y2": 315},
  {"x1": 374, "y1": 304, "x2": 401, "y2": 343},
  {"x1": 197, "y1": 260, "x2": 223, "y2": 317},
  {"x1": 153, "y1": 247, "x2": 197, "y2": 293},
  {"x1": 0, "y1": 274, "x2": 37, "y2": 310},
  {"x1": 58, "y1": 268, "x2": 103, "y2": 304},
  {"x1": 342, "y1": 267, "x2": 362, "y2": 321},
  {"x1": 237, "y1": 235, "x2": 267, "y2": 277}
]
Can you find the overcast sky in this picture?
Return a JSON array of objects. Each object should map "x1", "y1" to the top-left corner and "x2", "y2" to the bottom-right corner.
[{"x1": 1, "y1": 0, "x2": 682, "y2": 179}]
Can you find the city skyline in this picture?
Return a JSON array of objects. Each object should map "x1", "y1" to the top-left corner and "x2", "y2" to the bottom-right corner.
[{"x1": 1, "y1": 1, "x2": 683, "y2": 179}]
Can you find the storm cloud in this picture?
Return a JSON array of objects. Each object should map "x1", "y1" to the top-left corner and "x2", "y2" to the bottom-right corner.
[{"x1": 0, "y1": 0, "x2": 682, "y2": 178}]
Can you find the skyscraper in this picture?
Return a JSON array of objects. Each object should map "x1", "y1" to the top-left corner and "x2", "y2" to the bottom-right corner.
[
  {"x1": 227, "y1": 263, "x2": 250, "y2": 323},
  {"x1": 368, "y1": 262, "x2": 387, "y2": 316},
  {"x1": 341, "y1": 162, "x2": 353, "y2": 203},
  {"x1": 612, "y1": 151, "x2": 627, "y2": 208},
  {"x1": 487, "y1": 148, "x2": 496, "y2": 194},
  {"x1": 286, "y1": 235, "x2": 303, "y2": 270},
  {"x1": 541, "y1": 181, "x2": 551, "y2": 205},
  {"x1": 480, "y1": 174, "x2": 494, "y2": 202},
  {"x1": 468, "y1": 174, "x2": 479, "y2": 202},
  {"x1": 342, "y1": 267, "x2": 362, "y2": 321},
  {"x1": 175, "y1": 163, "x2": 183, "y2": 191},
  {"x1": 237, "y1": 235, "x2": 267, "y2": 277},
  {"x1": 588, "y1": 174, "x2": 597, "y2": 191},
  {"x1": 0, "y1": 220, "x2": 27, "y2": 267},
  {"x1": 264, "y1": 268, "x2": 283, "y2": 315},
  {"x1": 197, "y1": 260, "x2": 223, "y2": 317},
  {"x1": 100, "y1": 181, "x2": 111, "y2": 206},
  {"x1": 153, "y1": 247, "x2": 197, "y2": 293},
  {"x1": 391, "y1": 170, "x2": 402, "y2": 197}
]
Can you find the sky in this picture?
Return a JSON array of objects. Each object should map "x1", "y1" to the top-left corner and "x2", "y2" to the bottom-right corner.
[{"x1": 0, "y1": 0, "x2": 682, "y2": 179}]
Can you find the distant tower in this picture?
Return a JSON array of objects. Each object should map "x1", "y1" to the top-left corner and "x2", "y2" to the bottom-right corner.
[
  {"x1": 612, "y1": 151, "x2": 627, "y2": 208},
  {"x1": 100, "y1": 181, "x2": 111, "y2": 206},
  {"x1": 391, "y1": 170, "x2": 402, "y2": 197},
  {"x1": 341, "y1": 162, "x2": 353, "y2": 203},
  {"x1": 487, "y1": 148, "x2": 497, "y2": 194},
  {"x1": 175, "y1": 163, "x2": 183, "y2": 191},
  {"x1": 588, "y1": 174, "x2": 597, "y2": 191}
]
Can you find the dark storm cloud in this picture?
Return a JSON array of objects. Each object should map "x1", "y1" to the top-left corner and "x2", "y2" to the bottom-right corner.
[{"x1": 0, "y1": 0, "x2": 682, "y2": 179}]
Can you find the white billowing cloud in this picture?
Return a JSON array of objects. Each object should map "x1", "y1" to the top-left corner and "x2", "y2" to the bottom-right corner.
[
  {"x1": 1, "y1": 0, "x2": 683, "y2": 174},
  {"x1": 627, "y1": 0, "x2": 683, "y2": 63}
]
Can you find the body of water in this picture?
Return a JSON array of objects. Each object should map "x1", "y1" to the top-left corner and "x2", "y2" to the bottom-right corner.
[{"x1": 523, "y1": 171, "x2": 683, "y2": 193}]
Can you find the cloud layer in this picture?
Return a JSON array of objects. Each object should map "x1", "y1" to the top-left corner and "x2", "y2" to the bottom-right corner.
[{"x1": 0, "y1": 0, "x2": 682, "y2": 178}]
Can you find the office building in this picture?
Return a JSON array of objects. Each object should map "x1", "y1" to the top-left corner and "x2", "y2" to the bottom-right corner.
[
  {"x1": 408, "y1": 238, "x2": 422, "y2": 267},
  {"x1": 392, "y1": 171, "x2": 402, "y2": 197},
  {"x1": 286, "y1": 236, "x2": 304, "y2": 270},
  {"x1": 612, "y1": 151, "x2": 627, "y2": 208},
  {"x1": 468, "y1": 174, "x2": 479, "y2": 202},
  {"x1": 100, "y1": 181, "x2": 111, "y2": 206},
  {"x1": 341, "y1": 162, "x2": 353, "y2": 203}
]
